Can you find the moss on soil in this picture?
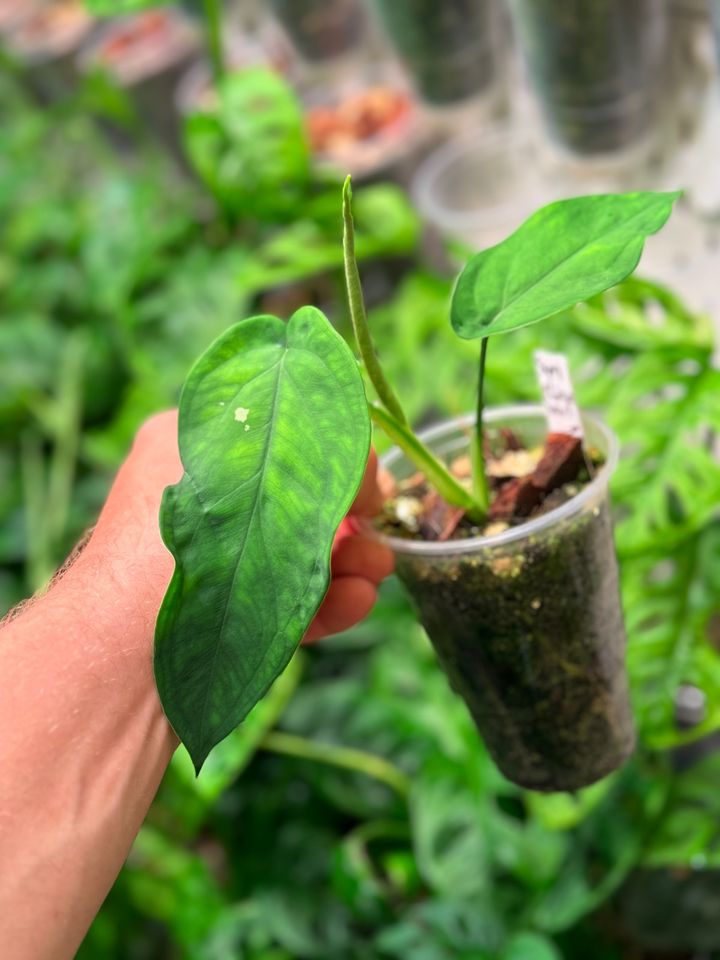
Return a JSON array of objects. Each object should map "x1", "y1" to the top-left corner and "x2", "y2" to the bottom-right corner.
[{"x1": 392, "y1": 499, "x2": 635, "y2": 791}]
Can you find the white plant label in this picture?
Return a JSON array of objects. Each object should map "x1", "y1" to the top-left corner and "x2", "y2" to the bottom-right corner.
[{"x1": 534, "y1": 350, "x2": 584, "y2": 438}]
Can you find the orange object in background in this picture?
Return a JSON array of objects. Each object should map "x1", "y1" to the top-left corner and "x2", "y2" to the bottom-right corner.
[{"x1": 307, "y1": 86, "x2": 413, "y2": 154}]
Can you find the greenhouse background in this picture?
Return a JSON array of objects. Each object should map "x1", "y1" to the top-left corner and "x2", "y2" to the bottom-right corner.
[{"x1": 5, "y1": 1, "x2": 720, "y2": 958}]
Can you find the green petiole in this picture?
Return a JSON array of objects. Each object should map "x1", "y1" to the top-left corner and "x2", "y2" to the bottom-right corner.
[
  {"x1": 369, "y1": 404, "x2": 485, "y2": 523},
  {"x1": 342, "y1": 176, "x2": 408, "y2": 426},
  {"x1": 342, "y1": 174, "x2": 486, "y2": 523},
  {"x1": 260, "y1": 730, "x2": 410, "y2": 798},
  {"x1": 471, "y1": 337, "x2": 490, "y2": 513},
  {"x1": 202, "y1": 0, "x2": 225, "y2": 85}
]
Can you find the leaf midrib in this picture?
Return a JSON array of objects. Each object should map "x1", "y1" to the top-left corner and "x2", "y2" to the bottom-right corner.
[
  {"x1": 196, "y1": 348, "x2": 287, "y2": 747},
  {"x1": 488, "y1": 204, "x2": 662, "y2": 328}
]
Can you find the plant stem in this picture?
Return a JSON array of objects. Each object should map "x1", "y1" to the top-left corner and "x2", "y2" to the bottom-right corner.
[
  {"x1": 20, "y1": 432, "x2": 49, "y2": 593},
  {"x1": 202, "y1": 0, "x2": 225, "y2": 86},
  {"x1": 472, "y1": 337, "x2": 490, "y2": 512},
  {"x1": 369, "y1": 403, "x2": 484, "y2": 522},
  {"x1": 21, "y1": 334, "x2": 86, "y2": 592},
  {"x1": 260, "y1": 731, "x2": 410, "y2": 798},
  {"x1": 47, "y1": 334, "x2": 85, "y2": 559},
  {"x1": 342, "y1": 176, "x2": 407, "y2": 425}
]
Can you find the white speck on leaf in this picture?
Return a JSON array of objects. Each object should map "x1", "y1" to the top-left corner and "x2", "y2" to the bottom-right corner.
[
  {"x1": 234, "y1": 406, "x2": 250, "y2": 423},
  {"x1": 244, "y1": 424, "x2": 250, "y2": 432}
]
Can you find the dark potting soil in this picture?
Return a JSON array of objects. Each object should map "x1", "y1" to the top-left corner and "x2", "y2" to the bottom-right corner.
[
  {"x1": 371, "y1": 0, "x2": 495, "y2": 105},
  {"x1": 381, "y1": 430, "x2": 601, "y2": 543},
  {"x1": 394, "y1": 500, "x2": 634, "y2": 791},
  {"x1": 379, "y1": 430, "x2": 635, "y2": 792},
  {"x1": 510, "y1": 0, "x2": 660, "y2": 154}
]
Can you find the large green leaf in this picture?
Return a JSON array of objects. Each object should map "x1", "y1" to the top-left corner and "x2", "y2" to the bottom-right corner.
[
  {"x1": 167, "y1": 653, "x2": 304, "y2": 834},
  {"x1": 155, "y1": 307, "x2": 370, "y2": 772},
  {"x1": 450, "y1": 192, "x2": 679, "y2": 340}
]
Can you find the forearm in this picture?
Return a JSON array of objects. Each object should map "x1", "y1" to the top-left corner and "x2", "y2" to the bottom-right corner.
[
  {"x1": 0, "y1": 411, "x2": 390, "y2": 959},
  {"x1": 0, "y1": 544, "x2": 177, "y2": 960}
]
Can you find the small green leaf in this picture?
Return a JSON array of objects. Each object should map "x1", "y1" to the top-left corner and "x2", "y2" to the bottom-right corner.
[
  {"x1": 155, "y1": 307, "x2": 370, "y2": 772},
  {"x1": 451, "y1": 191, "x2": 680, "y2": 340}
]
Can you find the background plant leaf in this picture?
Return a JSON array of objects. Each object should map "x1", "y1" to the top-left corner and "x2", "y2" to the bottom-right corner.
[
  {"x1": 450, "y1": 191, "x2": 680, "y2": 340},
  {"x1": 83, "y1": 0, "x2": 170, "y2": 15},
  {"x1": 501, "y1": 932, "x2": 562, "y2": 960},
  {"x1": 623, "y1": 524, "x2": 720, "y2": 747},
  {"x1": 154, "y1": 307, "x2": 370, "y2": 771},
  {"x1": 184, "y1": 68, "x2": 311, "y2": 223}
]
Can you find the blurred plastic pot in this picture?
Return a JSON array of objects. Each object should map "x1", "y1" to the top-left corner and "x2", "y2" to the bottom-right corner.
[{"x1": 509, "y1": 0, "x2": 668, "y2": 155}]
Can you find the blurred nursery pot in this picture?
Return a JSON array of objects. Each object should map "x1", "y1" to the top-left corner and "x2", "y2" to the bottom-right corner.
[
  {"x1": 0, "y1": 0, "x2": 41, "y2": 39},
  {"x1": 509, "y1": 0, "x2": 667, "y2": 155},
  {"x1": 374, "y1": 406, "x2": 635, "y2": 792},
  {"x1": 175, "y1": 28, "x2": 296, "y2": 116},
  {"x1": 6, "y1": 0, "x2": 95, "y2": 102},
  {"x1": 370, "y1": 0, "x2": 498, "y2": 107},
  {"x1": 268, "y1": 0, "x2": 365, "y2": 63},
  {"x1": 305, "y1": 74, "x2": 422, "y2": 181},
  {"x1": 78, "y1": 9, "x2": 199, "y2": 152}
]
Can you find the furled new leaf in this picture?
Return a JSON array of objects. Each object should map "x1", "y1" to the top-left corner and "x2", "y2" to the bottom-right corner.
[
  {"x1": 450, "y1": 191, "x2": 680, "y2": 340},
  {"x1": 155, "y1": 307, "x2": 370, "y2": 772}
]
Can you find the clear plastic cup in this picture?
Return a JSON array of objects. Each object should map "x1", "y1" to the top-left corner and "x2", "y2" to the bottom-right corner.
[
  {"x1": 268, "y1": 0, "x2": 365, "y2": 63},
  {"x1": 375, "y1": 406, "x2": 635, "y2": 792},
  {"x1": 712, "y1": 0, "x2": 720, "y2": 67},
  {"x1": 370, "y1": 0, "x2": 498, "y2": 106},
  {"x1": 509, "y1": 0, "x2": 668, "y2": 155},
  {"x1": 412, "y1": 130, "x2": 551, "y2": 253}
]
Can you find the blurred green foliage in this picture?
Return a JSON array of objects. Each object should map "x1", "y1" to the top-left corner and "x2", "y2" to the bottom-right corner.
[{"x1": 4, "y1": 55, "x2": 720, "y2": 960}]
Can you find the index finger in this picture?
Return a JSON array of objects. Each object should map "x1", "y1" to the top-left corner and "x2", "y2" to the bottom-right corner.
[{"x1": 349, "y1": 449, "x2": 384, "y2": 517}]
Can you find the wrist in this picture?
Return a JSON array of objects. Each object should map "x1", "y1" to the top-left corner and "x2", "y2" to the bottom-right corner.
[
  {"x1": 0, "y1": 536, "x2": 178, "y2": 960},
  {"x1": 58, "y1": 512, "x2": 174, "y2": 656}
]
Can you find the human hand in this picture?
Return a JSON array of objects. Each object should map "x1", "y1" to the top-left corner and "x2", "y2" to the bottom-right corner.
[
  {"x1": 0, "y1": 411, "x2": 394, "y2": 960},
  {"x1": 305, "y1": 447, "x2": 395, "y2": 642},
  {"x1": 79, "y1": 410, "x2": 393, "y2": 646}
]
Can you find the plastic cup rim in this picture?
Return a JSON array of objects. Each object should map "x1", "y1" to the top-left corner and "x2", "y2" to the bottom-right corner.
[
  {"x1": 374, "y1": 404, "x2": 619, "y2": 556},
  {"x1": 412, "y1": 129, "x2": 538, "y2": 234}
]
